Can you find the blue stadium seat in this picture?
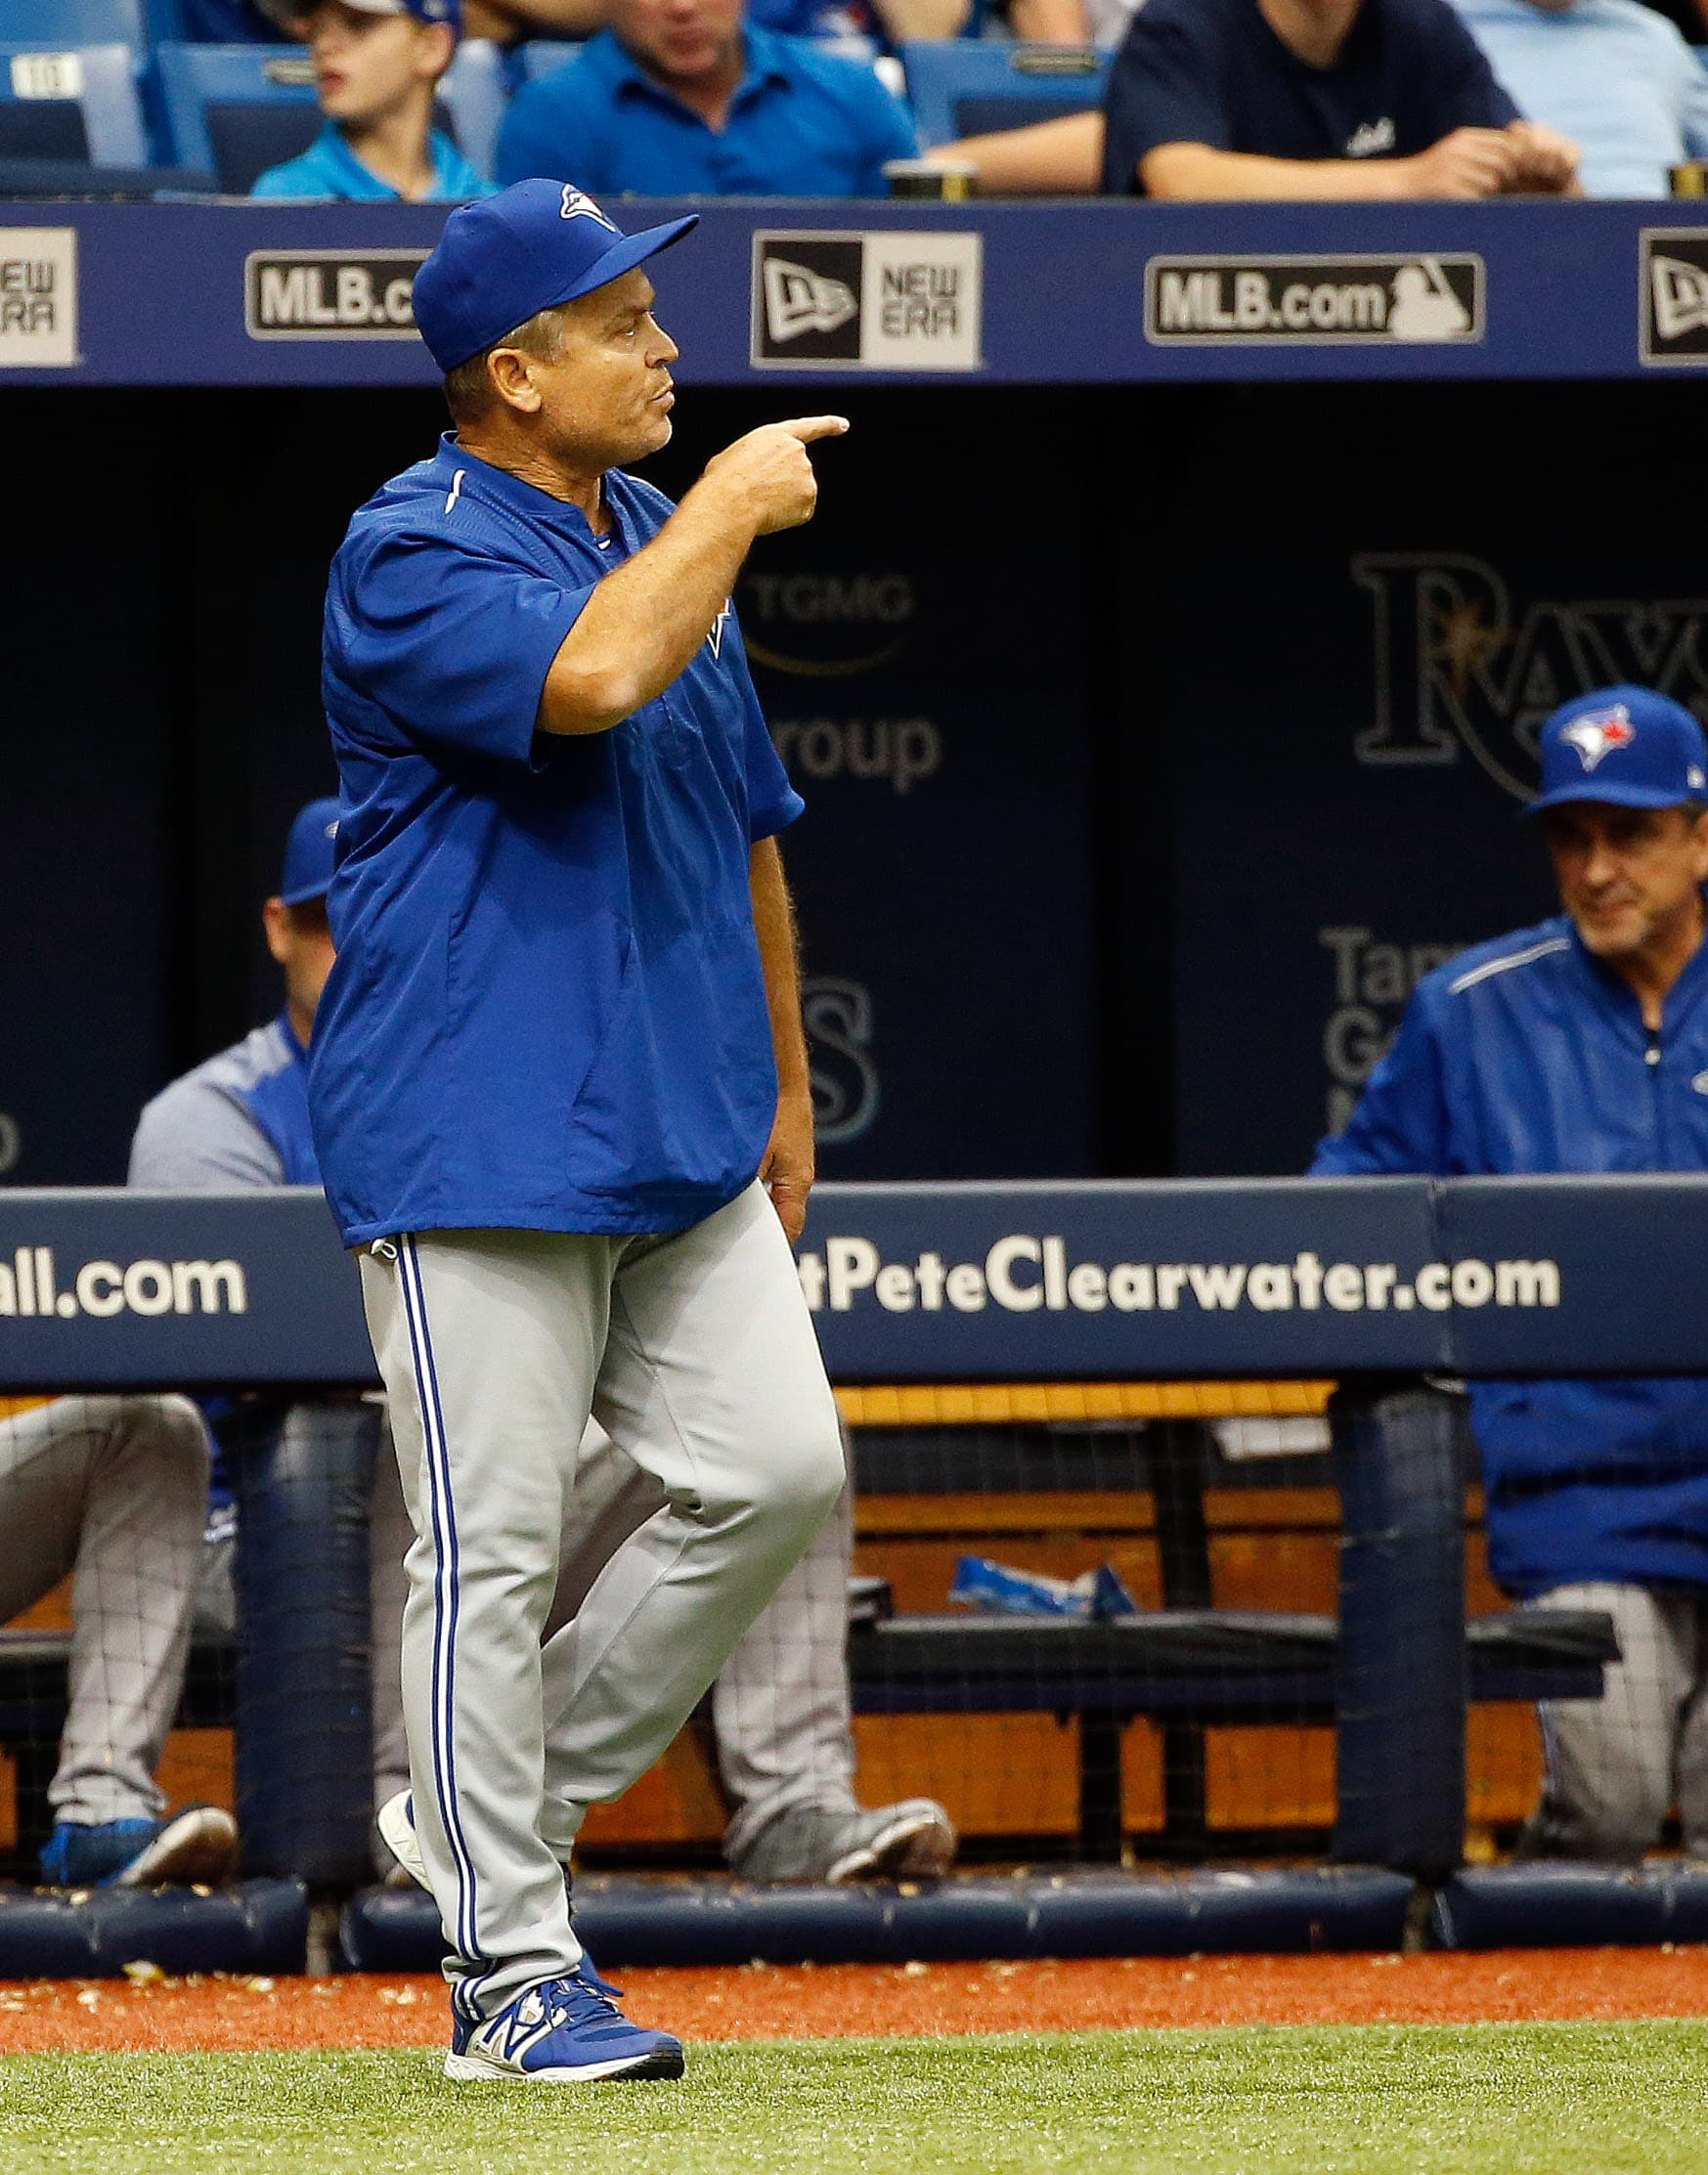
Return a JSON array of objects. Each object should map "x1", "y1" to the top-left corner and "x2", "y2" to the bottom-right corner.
[
  {"x1": 6, "y1": 0, "x2": 148, "y2": 41},
  {"x1": 900, "y1": 38, "x2": 1107, "y2": 149},
  {"x1": 0, "y1": 43, "x2": 149, "y2": 164},
  {"x1": 155, "y1": 38, "x2": 507, "y2": 189}
]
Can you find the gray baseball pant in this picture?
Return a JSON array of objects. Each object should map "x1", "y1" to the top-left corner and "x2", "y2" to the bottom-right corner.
[
  {"x1": 0, "y1": 1395, "x2": 210, "y2": 1826},
  {"x1": 364, "y1": 1422, "x2": 857, "y2": 1870},
  {"x1": 359, "y1": 1181, "x2": 846, "y2": 2021},
  {"x1": 1522, "y1": 1580, "x2": 1708, "y2": 1860},
  {"x1": 554, "y1": 1429, "x2": 858, "y2": 1862}
]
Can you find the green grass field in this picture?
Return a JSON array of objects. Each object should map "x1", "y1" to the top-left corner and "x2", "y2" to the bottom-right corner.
[{"x1": 3, "y1": 2021, "x2": 1706, "y2": 2175}]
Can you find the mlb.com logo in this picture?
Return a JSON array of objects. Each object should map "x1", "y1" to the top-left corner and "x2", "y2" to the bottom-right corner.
[{"x1": 752, "y1": 232, "x2": 982, "y2": 371}]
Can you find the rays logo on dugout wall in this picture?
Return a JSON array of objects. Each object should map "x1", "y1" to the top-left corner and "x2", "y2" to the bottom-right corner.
[
  {"x1": 1353, "y1": 552, "x2": 1708, "y2": 799},
  {"x1": 245, "y1": 248, "x2": 428, "y2": 340},
  {"x1": 1640, "y1": 230, "x2": 1708, "y2": 364},
  {"x1": 752, "y1": 232, "x2": 982, "y2": 370},
  {"x1": 1146, "y1": 253, "x2": 1482, "y2": 346}
]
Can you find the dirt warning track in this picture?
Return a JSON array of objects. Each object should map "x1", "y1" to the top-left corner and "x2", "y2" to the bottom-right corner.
[{"x1": 7, "y1": 1948, "x2": 1708, "y2": 2055}]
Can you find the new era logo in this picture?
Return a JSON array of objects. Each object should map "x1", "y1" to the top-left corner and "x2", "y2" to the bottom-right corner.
[
  {"x1": 751, "y1": 233, "x2": 983, "y2": 371},
  {"x1": 1642, "y1": 231, "x2": 1708, "y2": 364},
  {"x1": 763, "y1": 257, "x2": 858, "y2": 344},
  {"x1": 753, "y1": 237, "x2": 863, "y2": 362}
]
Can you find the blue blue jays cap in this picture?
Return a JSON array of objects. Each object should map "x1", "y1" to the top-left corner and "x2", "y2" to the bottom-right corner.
[
  {"x1": 281, "y1": 797, "x2": 341, "y2": 905},
  {"x1": 412, "y1": 179, "x2": 698, "y2": 374},
  {"x1": 1526, "y1": 686, "x2": 1708, "y2": 816}
]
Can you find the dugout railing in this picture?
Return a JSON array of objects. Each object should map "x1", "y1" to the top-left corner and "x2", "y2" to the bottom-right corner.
[{"x1": 2, "y1": 1174, "x2": 1699, "y2": 1898}]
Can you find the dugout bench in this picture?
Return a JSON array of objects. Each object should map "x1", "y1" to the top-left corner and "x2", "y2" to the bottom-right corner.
[{"x1": 844, "y1": 1393, "x2": 1619, "y2": 1867}]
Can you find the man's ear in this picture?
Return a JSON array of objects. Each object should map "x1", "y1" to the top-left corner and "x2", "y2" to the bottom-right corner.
[
  {"x1": 487, "y1": 344, "x2": 545, "y2": 414},
  {"x1": 261, "y1": 896, "x2": 291, "y2": 967}
]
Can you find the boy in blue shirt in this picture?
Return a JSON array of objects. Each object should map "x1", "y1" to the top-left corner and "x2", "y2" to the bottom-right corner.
[{"x1": 251, "y1": 0, "x2": 495, "y2": 202}]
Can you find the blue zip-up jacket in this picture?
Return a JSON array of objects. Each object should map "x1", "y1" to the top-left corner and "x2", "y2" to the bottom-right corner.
[{"x1": 1311, "y1": 908, "x2": 1708, "y2": 1598}]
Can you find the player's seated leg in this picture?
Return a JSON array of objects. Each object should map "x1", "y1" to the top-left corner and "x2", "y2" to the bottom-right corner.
[
  {"x1": 718, "y1": 1465, "x2": 956, "y2": 1885},
  {"x1": 1516, "y1": 1580, "x2": 1681, "y2": 1862},
  {"x1": 1675, "y1": 1605, "x2": 1708, "y2": 1859},
  {"x1": 0, "y1": 1396, "x2": 241, "y2": 1889},
  {"x1": 534, "y1": 1183, "x2": 848, "y2": 1869}
]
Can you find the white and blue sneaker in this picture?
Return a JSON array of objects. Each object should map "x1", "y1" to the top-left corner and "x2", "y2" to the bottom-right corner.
[{"x1": 446, "y1": 1970, "x2": 685, "y2": 2084}]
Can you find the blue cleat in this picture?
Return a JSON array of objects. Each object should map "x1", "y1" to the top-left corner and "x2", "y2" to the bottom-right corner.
[
  {"x1": 39, "y1": 1805, "x2": 239, "y2": 1890},
  {"x1": 445, "y1": 1969, "x2": 685, "y2": 2084}
]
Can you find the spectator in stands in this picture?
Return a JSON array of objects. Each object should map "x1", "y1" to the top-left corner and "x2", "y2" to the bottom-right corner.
[
  {"x1": 1315, "y1": 686, "x2": 1708, "y2": 1862},
  {"x1": 1450, "y1": 0, "x2": 1708, "y2": 196},
  {"x1": 939, "y1": 0, "x2": 1580, "y2": 200},
  {"x1": 132, "y1": 802, "x2": 955, "y2": 1887},
  {"x1": 0, "y1": 1396, "x2": 239, "y2": 1890},
  {"x1": 494, "y1": 0, "x2": 918, "y2": 196},
  {"x1": 250, "y1": 0, "x2": 496, "y2": 201}
]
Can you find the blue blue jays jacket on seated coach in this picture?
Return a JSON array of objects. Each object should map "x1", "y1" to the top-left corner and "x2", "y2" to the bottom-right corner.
[
  {"x1": 310, "y1": 434, "x2": 805, "y2": 1248},
  {"x1": 1312, "y1": 908, "x2": 1708, "y2": 1599}
]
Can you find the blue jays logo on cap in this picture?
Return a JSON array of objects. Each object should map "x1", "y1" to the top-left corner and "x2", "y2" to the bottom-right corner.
[
  {"x1": 1528, "y1": 685, "x2": 1708, "y2": 816},
  {"x1": 411, "y1": 179, "x2": 698, "y2": 375},
  {"x1": 559, "y1": 186, "x2": 617, "y2": 232},
  {"x1": 1560, "y1": 704, "x2": 1637, "y2": 773}
]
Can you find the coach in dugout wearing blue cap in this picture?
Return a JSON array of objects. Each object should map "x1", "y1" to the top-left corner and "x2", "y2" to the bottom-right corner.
[
  {"x1": 1316, "y1": 684, "x2": 1708, "y2": 1864},
  {"x1": 310, "y1": 181, "x2": 849, "y2": 2086}
]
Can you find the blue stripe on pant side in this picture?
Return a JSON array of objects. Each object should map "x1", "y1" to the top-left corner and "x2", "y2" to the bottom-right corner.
[{"x1": 397, "y1": 1235, "x2": 488, "y2": 2020}]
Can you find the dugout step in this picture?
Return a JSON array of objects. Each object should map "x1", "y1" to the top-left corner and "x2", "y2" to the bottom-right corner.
[
  {"x1": 1432, "y1": 1861, "x2": 1708, "y2": 1950},
  {"x1": 341, "y1": 1867, "x2": 1415, "y2": 1972},
  {"x1": 0, "y1": 1878, "x2": 307, "y2": 1979}
]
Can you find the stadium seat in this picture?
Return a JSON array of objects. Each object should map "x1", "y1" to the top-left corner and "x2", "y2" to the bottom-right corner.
[
  {"x1": 154, "y1": 37, "x2": 507, "y2": 191},
  {"x1": 900, "y1": 38, "x2": 1107, "y2": 149},
  {"x1": 6, "y1": 0, "x2": 148, "y2": 41},
  {"x1": 0, "y1": 43, "x2": 149, "y2": 165}
]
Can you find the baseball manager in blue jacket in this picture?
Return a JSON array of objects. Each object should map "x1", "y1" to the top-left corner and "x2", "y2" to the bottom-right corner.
[
  {"x1": 309, "y1": 179, "x2": 849, "y2": 2084},
  {"x1": 1316, "y1": 684, "x2": 1708, "y2": 1863}
]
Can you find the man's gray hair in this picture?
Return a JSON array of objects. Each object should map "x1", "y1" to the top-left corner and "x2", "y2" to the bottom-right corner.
[{"x1": 442, "y1": 304, "x2": 570, "y2": 422}]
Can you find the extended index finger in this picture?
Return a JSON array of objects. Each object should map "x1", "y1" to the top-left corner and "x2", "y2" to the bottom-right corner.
[{"x1": 780, "y1": 415, "x2": 851, "y2": 444}]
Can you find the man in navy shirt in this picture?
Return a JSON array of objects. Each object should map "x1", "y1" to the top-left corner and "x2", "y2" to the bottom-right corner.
[
  {"x1": 495, "y1": 0, "x2": 916, "y2": 196},
  {"x1": 941, "y1": 0, "x2": 1577, "y2": 196},
  {"x1": 312, "y1": 181, "x2": 849, "y2": 2084},
  {"x1": 1316, "y1": 687, "x2": 1708, "y2": 1861},
  {"x1": 1103, "y1": 0, "x2": 1579, "y2": 195}
]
